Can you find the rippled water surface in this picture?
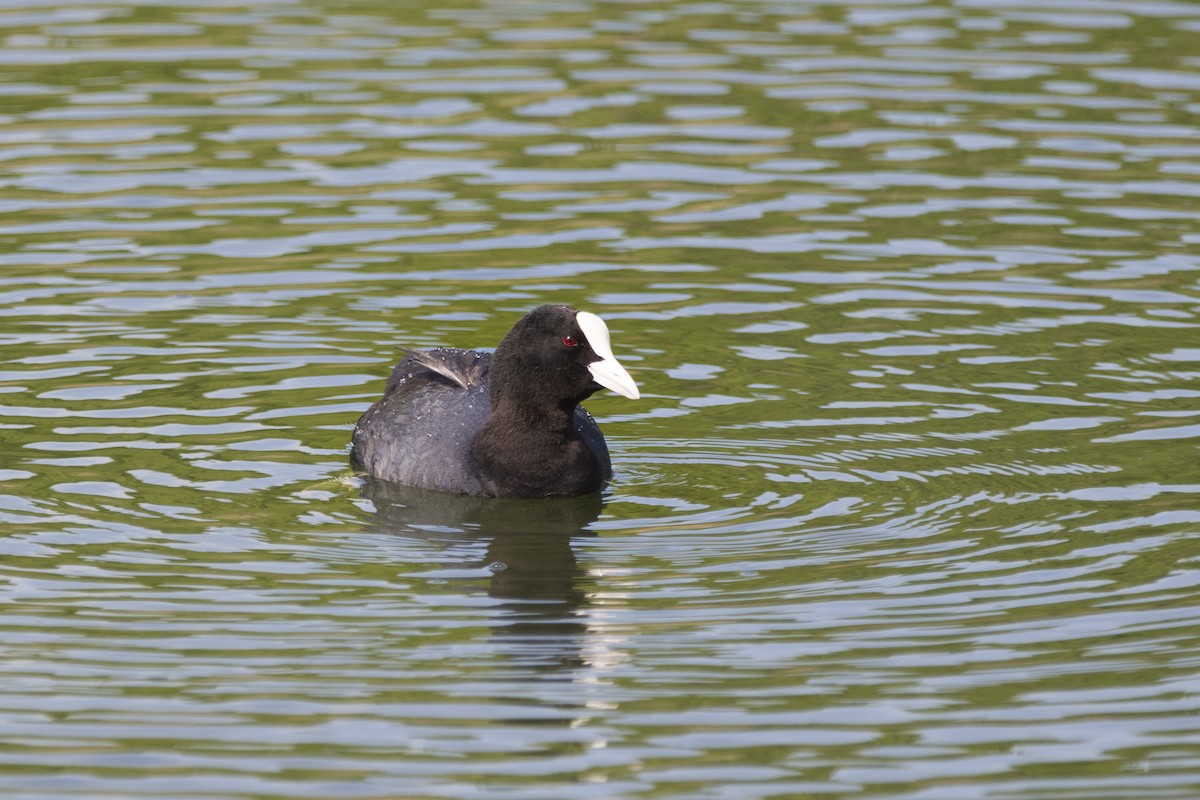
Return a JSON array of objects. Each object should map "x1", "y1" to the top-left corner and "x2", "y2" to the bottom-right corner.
[{"x1": 3, "y1": 1, "x2": 1200, "y2": 797}]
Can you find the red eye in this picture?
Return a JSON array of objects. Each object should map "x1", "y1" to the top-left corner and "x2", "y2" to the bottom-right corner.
[{"x1": 562, "y1": 335, "x2": 579, "y2": 347}]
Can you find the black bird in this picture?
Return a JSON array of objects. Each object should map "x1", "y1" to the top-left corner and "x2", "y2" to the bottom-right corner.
[{"x1": 350, "y1": 304, "x2": 640, "y2": 498}]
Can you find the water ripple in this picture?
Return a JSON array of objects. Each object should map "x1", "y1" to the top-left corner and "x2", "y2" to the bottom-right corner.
[{"x1": 1, "y1": 0, "x2": 1199, "y2": 798}]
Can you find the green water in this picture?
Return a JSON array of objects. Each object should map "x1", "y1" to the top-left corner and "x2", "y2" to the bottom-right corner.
[{"x1": 1, "y1": 1, "x2": 1199, "y2": 798}]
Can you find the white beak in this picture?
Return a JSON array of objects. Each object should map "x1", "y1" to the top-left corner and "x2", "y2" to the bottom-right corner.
[{"x1": 577, "y1": 311, "x2": 640, "y2": 400}]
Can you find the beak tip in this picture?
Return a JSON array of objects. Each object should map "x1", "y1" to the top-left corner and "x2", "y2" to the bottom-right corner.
[
  {"x1": 587, "y1": 361, "x2": 640, "y2": 401},
  {"x1": 602, "y1": 378, "x2": 640, "y2": 401}
]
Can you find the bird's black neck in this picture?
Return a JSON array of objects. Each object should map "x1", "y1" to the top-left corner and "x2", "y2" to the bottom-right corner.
[{"x1": 470, "y1": 390, "x2": 600, "y2": 498}]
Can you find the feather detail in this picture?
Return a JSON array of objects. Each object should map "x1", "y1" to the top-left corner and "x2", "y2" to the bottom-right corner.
[{"x1": 392, "y1": 348, "x2": 491, "y2": 392}]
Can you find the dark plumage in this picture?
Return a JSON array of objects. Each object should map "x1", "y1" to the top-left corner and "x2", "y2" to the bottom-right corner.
[{"x1": 350, "y1": 305, "x2": 639, "y2": 498}]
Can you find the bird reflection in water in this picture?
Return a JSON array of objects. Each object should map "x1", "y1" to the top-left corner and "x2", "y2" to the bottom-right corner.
[{"x1": 359, "y1": 477, "x2": 603, "y2": 674}]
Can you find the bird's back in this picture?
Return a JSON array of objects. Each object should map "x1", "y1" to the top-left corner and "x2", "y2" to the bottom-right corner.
[{"x1": 351, "y1": 348, "x2": 493, "y2": 495}]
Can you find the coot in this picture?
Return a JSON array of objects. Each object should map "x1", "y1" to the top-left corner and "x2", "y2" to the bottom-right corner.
[{"x1": 350, "y1": 305, "x2": 640, "y2": 498}]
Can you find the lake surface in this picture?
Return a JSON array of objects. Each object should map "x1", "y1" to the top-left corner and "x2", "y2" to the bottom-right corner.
[{"x1": 2, "y1": 1, "x2": 1199, "y2": 797}]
